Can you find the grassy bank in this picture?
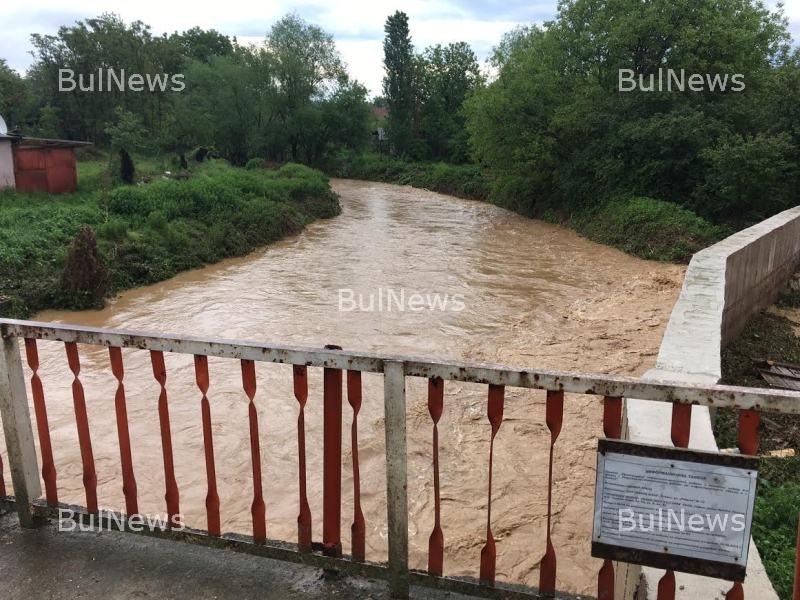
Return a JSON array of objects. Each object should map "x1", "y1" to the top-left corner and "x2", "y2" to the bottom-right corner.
[
  {"x1": 331, "y1": 153, "x2": 727, "y2": 263},
  {"x1": 0, "y1": 159, "x2": 340, "y2": 318},
  {"x1": 718, "y1": 307, "x2": 800, "y2": 600}
]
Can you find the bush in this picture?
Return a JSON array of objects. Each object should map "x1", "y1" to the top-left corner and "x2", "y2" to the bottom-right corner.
[
  {"x1": 752, "y1": 483, "x2": 800, "y2": 600},
  {"x1": 0, "y1": 160, "x2": 341, "y2": 318},
  {"x1": 59, "y1": 226, "x2": 109, "y2": 309},
  {"x1": 573, "y1": 196, "x2": 728, "y2": 262},
  {"x1": 331, "y1": 152, "x2": 490, "y2": 201}
]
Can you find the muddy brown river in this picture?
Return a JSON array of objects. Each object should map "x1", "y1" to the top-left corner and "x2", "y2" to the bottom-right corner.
[{"x1": 17, "y1": 180, "x2": 684, "y2": 595}]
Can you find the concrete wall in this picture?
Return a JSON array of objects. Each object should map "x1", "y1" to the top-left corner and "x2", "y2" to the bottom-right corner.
[
  {"x1": 0, "y1": 140, "x2": 15, "y2": 190},
  {"x1": 621, "y1": 205, "x2": 800, "y2": 599}
]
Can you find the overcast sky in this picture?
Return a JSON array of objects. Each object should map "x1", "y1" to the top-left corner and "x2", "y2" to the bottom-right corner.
[{"x1": 2, "y1": 1, "x2": 798, "y2": 97}]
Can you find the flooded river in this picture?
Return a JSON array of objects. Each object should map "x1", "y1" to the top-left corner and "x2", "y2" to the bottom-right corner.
[{"x1": 22, "y1": 180, "x2": 683, "y2": 594}]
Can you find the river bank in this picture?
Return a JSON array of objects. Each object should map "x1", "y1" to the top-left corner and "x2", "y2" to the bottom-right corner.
[
  {"x1": 328, "y1": 152, "x2": 728, "y2": 263},
  {"x1": 718, "y1": 297, "x2": 800, "y2": 600},
  {"x1": 17, "y1": 180, "x2": 685, "y2": 595},
  {"x1": 0, "y1": 160, "x2": 340, "y2": 319}
]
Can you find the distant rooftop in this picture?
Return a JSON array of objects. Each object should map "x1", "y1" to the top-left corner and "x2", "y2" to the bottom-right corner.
[{"x1": 0, "y1": 133, "x2": 92, "y2": 149}]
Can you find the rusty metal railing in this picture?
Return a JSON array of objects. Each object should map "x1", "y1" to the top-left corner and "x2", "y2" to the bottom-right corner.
[{"x1": 0, "y1": 318, "x2": 799, "y2": 599}]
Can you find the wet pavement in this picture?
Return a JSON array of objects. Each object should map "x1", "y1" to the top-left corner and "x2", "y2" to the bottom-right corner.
[{"x1": 0, "y1": 508, "x2": 472, "y2": 600}]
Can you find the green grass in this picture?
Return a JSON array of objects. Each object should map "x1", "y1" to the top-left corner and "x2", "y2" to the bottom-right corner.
[
  {"x1": 572, "y1": 196, "x2": 730, "y2": 263},
  {"x1": 0, "y1": 159, "x2": 340, "y2": 317}
]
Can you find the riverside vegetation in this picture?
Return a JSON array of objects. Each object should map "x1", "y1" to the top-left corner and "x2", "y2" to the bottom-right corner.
[
  {"x1": 716, "y1": 290, "x2": 800, "y2": 600},
  {"x1": 2, "y1": 0, "x2": 797, "y2": 266},
  {"x1": 0, "y1": 159, "x2": 340, "y2": 318}
]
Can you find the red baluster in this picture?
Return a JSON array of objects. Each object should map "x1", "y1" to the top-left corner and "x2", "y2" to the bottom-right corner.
[
  {"x1": 737, "y1": 409, "x2": 759, "y2": 456},
  {"x1": 242, "y1": 359, "x2": 266, "y2": 542},
  {"x1": 726, "y1": 582, "x2": 744, "y2": 600},
  {"x1": 108, "y1": 347, "x2": 137, "y2": 516},
  {"x1": 65, "y1": 342, "x2": 97, "y2": 513},
  {"x1": 25, "y1": 339, "x2": 57, "y2": 505},
  {"x1": 723, "y1": 409, "x2": 761, "y2": 598},
  {"x1": 540, "y1": 390, "x2": 564, "y2": 594},
  {"x1": 323, "y1": 354, "x2": 343, "y2": 558},
  {"x1": 660, "y1": 401, "x2": 693, "y2": 598},
  {"x1": 347, "y1": 371, "x2": 365, "y2": 562},
  {"x1": 294, "y1": 365, "x2": 312, "y2": 551},
  {"x1": 671, "y1": 403, "x2": 692, "y2": 448},
  {"x1": 428, "y1": 377, "x2": 444, "y2": 576},
  {"x1": 598, "y1": 396, "x2": 622, "y2": 600},
  {"x1": 657, "y1": 569, "x2": 676, "y2": 600},
  {"x1": 598, "y1": 561, "x2": 615, "y2": 600},
  {"x1": 150, "y1": 351, "x2": 180, "y2": 528},
  {"x1": 479, "y1": 384, "x2": 505, "y2": 584},
  {"x1": 195, "y1": 355, "x2": 220, "y2": 536},
  {"x1": 603, "y1": 396, "x2": 622, "y2": 439}
]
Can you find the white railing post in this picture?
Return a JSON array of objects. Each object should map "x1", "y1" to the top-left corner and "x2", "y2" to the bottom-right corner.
[
  {"x1": 0, "y1": 335, "x2": 42, "y2": 526},
  {"x1": 383, "y1": 360, "x2": 409, "y2": 598}
]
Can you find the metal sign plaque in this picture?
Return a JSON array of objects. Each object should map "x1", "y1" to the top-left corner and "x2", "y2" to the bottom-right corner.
[{"x1": 592, "y1": 439, "x2": 759, "y2": 580}]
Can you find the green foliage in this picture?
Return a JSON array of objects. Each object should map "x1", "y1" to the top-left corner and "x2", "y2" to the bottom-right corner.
[
  {"x1": 335, "y1": 153, "x2": 722, "y2": 262},
  {"x1": 59, "y1": 226, "x2": 109, "y2": 309},
  {"x1": 719, "y1": 311, "x2": 800, "y2": 599},
  {"x1": 465, "y1": 0, "x2": 799, "y2": 226},
  {"x1": 752, "y1": 483, "x2": 800, "y2": 599},
  {"x1": 333, "y1": 152, "x2": 489, "y2": 200},
  {"x1": 382, "y1": 11, "x2": 415, "y2": 156},
  {"x1": 0, "y1": 160, "x2": 340, "y2": 318},
  {"x1": 692, "y1": 132, "x2": 799, "y2": 225},
  {"x1": 572, "y1": 196, "x2": 729, "y2": 262},
  {"x1": 0, "y1": 59, "x2": 32, "y2": 127},
  {"x1": 21, "y1": 12, "x2": 370, "y2": 167},
  {"x1": 105, "y1": 107, "x2": 147, "y2": 153}
]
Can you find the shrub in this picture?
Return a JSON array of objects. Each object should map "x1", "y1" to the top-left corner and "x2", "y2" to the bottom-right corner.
[
  {"x1": 59, "y1": 226, "x2": 109, "y2": 309},
  {"x1": 752, "y1": 483, "x2": 800, "y2": 600},
  {"x1": 119, "y1": 149, "x2": 135, "y2": 184},
  {"x1": 573, "y1": 196, "x2": 729, "y2": 262},
  {"x1": 0, "y1": 159, "x2": 341, "y2": 318}
]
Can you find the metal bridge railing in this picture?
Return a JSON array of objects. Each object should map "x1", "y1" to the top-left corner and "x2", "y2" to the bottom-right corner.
[{"x1": 0, "y1": 318, "x2": 798, "y2": 600}]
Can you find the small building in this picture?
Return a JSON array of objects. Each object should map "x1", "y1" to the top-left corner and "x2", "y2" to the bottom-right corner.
[{"x1": 0, "y1": 116, "x2": 91, "y2": 195}]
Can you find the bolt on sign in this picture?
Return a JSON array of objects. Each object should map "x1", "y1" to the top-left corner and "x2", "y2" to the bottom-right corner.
[{"x1": 591, "y1": 439, "x2": 759, "y2": 581}]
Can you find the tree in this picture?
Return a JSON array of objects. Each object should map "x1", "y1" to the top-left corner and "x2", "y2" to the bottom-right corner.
[
  {"x1": 28, "y1": 13, "x2": 183, "y2": 142},
  {"x1": 466, "y1": 0, "x2": 796, "y2": 223},
  {"x1": 382, "y1": 11, "x2": 414, "y2": 156},
  {"x1": 105, "y1": 107, "x2": 147, "y2": 183},
  {"x1": 418, "y1": 42, "x2": 482, "y2": 161},
  {"x1": 169, "y1": 27, "x2": 233, "y2": 63},
  {"x1": 0, "y1": 59, "x2": 31, "y2": 128},
  {"x1": 267, "y1": 14, "x2": 346, "y2": 161}
]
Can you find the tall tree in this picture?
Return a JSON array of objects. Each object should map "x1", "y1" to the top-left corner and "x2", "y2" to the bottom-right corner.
[
  {"x1": 382, "y1": 11, "x2": 414, "y2": 156},
  {"x1": 267, "y1": 14, "x2": 345, "y2": 161},
  {"x1": 0, "y1": 59, "x2": 31, "y2": 128},
  {"x1": 418, "y1": 42, "x2": 482, "y2": 161},
  {"x1": 466, "y1": 0, "x2": 796, "y2": 224}
]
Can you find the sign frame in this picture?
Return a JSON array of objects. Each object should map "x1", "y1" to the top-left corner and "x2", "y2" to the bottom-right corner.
[{"x1": 591, "y1": 438, "x2": 759, "y2": 581}]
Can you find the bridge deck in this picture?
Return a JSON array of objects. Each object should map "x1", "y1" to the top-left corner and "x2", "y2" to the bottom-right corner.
[{"x1": 0, "y1": 510, "x2": 465, "y2": 600}]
